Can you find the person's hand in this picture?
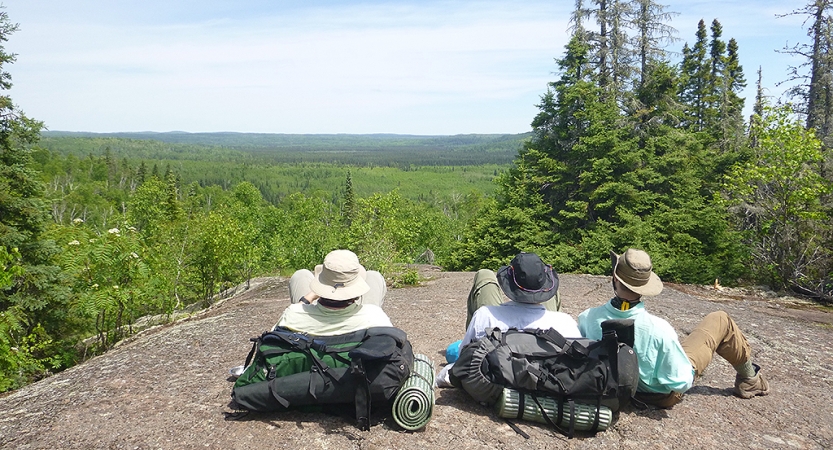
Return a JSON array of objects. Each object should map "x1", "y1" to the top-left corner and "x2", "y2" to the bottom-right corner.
[{"x1": 304, "y1": 291, "x2": 320, "y2": 302}]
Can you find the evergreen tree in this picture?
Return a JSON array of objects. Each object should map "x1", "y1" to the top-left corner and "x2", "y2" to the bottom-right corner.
[
  {"x1": 119, "y1": 157, "x2": 130, "y2": 190},
  {"x1": 103, "y1": 146, "x2": 115, "y2": 187},
  {"x1": 678, "y1": 18, "x2": 749, "y2": 192},
  {"x1": 579, "y1": 0, "x2": 635, "y2": 101},
  {"x1": 630, "y1": 0, "x2": 678, "y2": 90},
  {"x1": 605, "y1": 0, "x2": 632, "y2": 96},
  {"x1": 0, "y1": 8, "x2": 71, "y2": 390},
  {"x1": 724, "y1": 38, "x2": 747, "y2": 119},
  {"x1": 137, "y1": 161, "x2": 146, "y2": 184},
  {"x1": 679, "y1": 20, "x2": 711, "y2": 131},
  {"x1": 449, "y1": 35, "x2": 607, "y2": 267},
  {"x1": 570, "y1": 0, "x2": 591, "y2": 35},
  {"x1": 748, "y1": 67, "x2": 766, "y2": 149},
  {"x1": 343, "y1": 170, "x2": 355, "y2": 226},
  {"x1": 624, "y1": 0, "x2": 680, "y2": 136},
  {"x1": 451, "y1": 12, "x2": 747, "y2": 283},
  {"x1": 778, "y1": 2, "x2": 833, "y2": 294},
  {"x1": 714, "y1": 37, "x2": 748, "y2": 155},
  {"x1": 704, "y1": 19, "x2": 727, "y2": 131},
  {"x1": 164, "y1": 171, "x2": 182, "y2": 222},
  {"x1": 591, "y1": 0, "x2": 613, "y2": 91},
  {"x1": 780, "y1": 0, "x2": 833, "y2": 149}
]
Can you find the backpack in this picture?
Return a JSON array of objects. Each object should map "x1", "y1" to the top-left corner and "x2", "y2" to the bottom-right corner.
[
  {"x1": 231, "y1": 326, "x2": 414, "y2": 430},
  {"x1": 450, "y1": 320, "x2": 638, "y2": 436}
]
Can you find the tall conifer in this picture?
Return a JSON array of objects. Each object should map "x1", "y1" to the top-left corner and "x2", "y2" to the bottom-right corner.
[{"x1": 0, "y1": 8, "x2": 71, "y2": 389}]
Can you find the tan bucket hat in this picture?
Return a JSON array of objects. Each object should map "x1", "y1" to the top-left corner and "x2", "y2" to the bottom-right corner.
[
  {"x1": 309, "y1": 250, "x2": 371, "y2": 301},
  {"x1": 610, "y1": 249, "x2": 663, "y2": 297}
]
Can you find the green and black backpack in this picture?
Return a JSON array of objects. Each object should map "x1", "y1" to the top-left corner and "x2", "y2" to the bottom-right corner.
[{"x1": 231, "y1": 326, "x2": 414, "y2": 430}]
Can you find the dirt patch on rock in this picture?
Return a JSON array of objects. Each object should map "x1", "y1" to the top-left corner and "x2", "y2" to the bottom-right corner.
[{"x1": 1, "y1": 267, "x2": 831, "y2": 449}]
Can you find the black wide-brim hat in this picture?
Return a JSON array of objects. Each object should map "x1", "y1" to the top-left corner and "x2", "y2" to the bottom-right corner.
[{"x1": 496, "y1": 252, "x2": 559, "y2": 304}]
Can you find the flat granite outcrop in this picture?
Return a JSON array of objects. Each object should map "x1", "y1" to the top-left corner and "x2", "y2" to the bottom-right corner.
[{"x1": 1, "y1": 268, "x2": 831, "y2": 449}]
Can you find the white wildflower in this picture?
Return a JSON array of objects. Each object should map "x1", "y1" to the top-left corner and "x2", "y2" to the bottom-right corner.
[
  {"x1": 108, "y1": 228, "x2": 120, "y2": 235},
  {"x1": 127, "y1": 226, "x2": 137, "y2": 232},
  {"x1": 72, "y1": 218, "x2": 84, "y2": 224},
  {"x1": 68, "y1": 240, "x2": 81, "y2": 246},
  {"x1": 130, "y1": 252, "x2": 139, "y2": 259},
  {"x1": 113, "y1": 285, "x2": 119, "y2": 290},
  {"x1": 91, "y1": 283, "x2": 99, "y2": 289}
]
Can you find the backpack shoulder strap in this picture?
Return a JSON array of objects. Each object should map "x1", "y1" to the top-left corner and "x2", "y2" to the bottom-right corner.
[
  {"x1": 485, "y1": 327, "x2": 504, "y2": 343},
  {"x1": 243, "y1": 332, "x2": 268, "y2": 368}
]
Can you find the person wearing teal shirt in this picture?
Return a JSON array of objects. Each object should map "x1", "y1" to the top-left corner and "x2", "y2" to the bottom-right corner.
[{"x1": 578, "y1": 249, "x2": 770, "y2": 408}]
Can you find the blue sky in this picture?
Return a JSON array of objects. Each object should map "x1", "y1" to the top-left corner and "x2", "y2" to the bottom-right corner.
[{"x1": 3, "y1": 1, "x2": 809, "y2": 135}]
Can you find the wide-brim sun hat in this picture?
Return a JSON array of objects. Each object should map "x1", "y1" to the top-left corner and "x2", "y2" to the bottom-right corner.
[
  {"x1": 309, "y1": 249, "x2": 371, "y2": 301},
  {"x1": 610, "y1": 249, "x2": 663, "y2": 296},
  {"x1": 496, "y1": 252, "x2": 559, "y2": 304}
]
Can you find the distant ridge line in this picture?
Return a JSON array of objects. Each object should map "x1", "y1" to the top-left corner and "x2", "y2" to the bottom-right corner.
[{"x1": 40, "y1": 130, "x2": 531, "y2": 153}]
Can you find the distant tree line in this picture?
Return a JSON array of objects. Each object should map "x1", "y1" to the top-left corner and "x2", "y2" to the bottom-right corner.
[{"x1": 38, "y1": 132, "x2": 523, "y2": 167}]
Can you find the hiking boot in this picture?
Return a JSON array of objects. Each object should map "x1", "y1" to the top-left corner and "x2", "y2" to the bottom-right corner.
[{"x1": 733, "y1": 363, "x2": 770, "y2": 399}]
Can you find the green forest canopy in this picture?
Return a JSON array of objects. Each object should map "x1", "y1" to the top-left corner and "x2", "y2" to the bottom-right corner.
[{"x1": 39, "y1": 131, "x2": 525, "y2": 166}]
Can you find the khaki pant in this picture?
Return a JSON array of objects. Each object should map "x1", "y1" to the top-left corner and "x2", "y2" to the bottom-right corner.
[
  {"x1": 465, "y1": 269, "x2": 561, "y2": 330},
  {"x1": 637, "y1": 310, "x2": 752, "y2": 408}
]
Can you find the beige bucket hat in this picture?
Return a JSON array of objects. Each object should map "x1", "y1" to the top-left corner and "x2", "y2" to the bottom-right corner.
[
  {"x1": 610, "y1": 249, "x2": 663, "y2": 297},
  {"x1": 309, "y1": 250, "x2": 371, "y2": 301}
]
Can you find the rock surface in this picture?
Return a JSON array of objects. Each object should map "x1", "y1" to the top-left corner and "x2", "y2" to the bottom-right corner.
[{"x1": 1, "y1": 267, "x2": 832, "y2": 449}]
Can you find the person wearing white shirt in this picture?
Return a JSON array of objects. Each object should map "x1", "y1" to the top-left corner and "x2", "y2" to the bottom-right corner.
[{"x1": 438, "y1": 252, "x2": 580, "y2": 386}]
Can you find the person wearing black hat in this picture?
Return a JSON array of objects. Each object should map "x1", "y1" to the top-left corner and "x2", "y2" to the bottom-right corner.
[
  {"x1": 577, "y1": 248, "x2": 770, "y2": 408},
  {"x1": 461, "y1": 252, "x2": 579, "y2": 346},
  {"x1": 465, "y1": 252, "x2": 563, "y2": 329},
  {"x1": 436, "y1": 253, "x2": 580, "y2": 387}
]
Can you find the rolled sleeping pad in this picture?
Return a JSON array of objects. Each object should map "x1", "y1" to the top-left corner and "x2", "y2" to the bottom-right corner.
[
  {"x1": 495, "y1": 388, "x2": 613, "y2": 432},
  {"x1": 391, "y1": 354, "x2": 435, "y2": 431}
]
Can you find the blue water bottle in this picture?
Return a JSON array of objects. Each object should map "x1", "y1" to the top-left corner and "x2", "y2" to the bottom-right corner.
[{"x1": 445, "y1": 339, "x2": 462, "y2": 364}]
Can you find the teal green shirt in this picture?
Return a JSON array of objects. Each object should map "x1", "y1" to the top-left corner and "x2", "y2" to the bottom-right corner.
[{"x1": 578, "y1": 301, "x2": 694, "y2": 394}]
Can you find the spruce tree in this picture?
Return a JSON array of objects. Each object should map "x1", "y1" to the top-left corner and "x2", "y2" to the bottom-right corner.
[
  {"x1": 0, "y1": 8, "x2": 71, "y2": 389},
  {"x1": 343, "y1": 170, "x2": 355, "y2": 226},
  {"x1": 581, "y1": 0, "x2": 637, "y2": 102},
  {"x1": 137, "y1": 161, "x2": 147, "y2": 184},
  {"x1": 780, "y1": 0, "x2": 833, "y2": 149},
  {"x1": 748, "y1": 67, "x2": 766, "y2": 149},
  {"x1": 451, "y1": 8, "x2": 747, "y2": 282},
  {"x1": 704, "y1": 19, "x2": 726, "y2": 131},
  {"x1": 164, "y1": 170, "x2": 182, "y2": 222},
  {"x1": 679, "y1": 20, "x2": 710, "y2": 131},
  {"x1": 630, "y1": 0, "x2": 678, "y2": 90},
  {"x1": 714, "y1": 37, "x2": 748, "y2": 157}
]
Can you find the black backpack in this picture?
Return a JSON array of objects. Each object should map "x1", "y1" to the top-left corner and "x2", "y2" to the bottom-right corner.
[
  {"x1": 231, "y1": 326, "x2": 414, "y2": 430},
  {"x1": 450, "y1": 320, "x2": 638, "y2": 436}
]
